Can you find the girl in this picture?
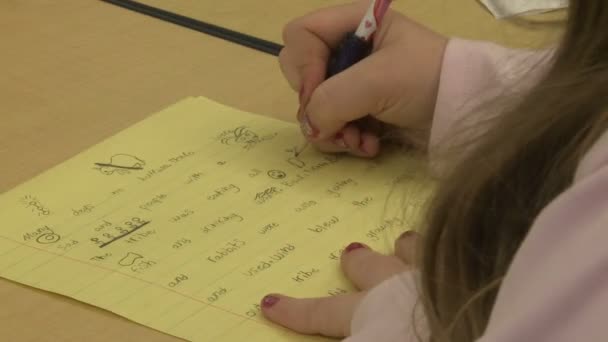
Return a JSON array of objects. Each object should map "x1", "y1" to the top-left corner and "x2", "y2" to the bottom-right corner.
[{"x1": 261, "y1": 1, "x2": 608, "y2": 342}]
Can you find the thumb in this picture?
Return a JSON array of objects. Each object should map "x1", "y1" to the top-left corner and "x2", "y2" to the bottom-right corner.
[
  {"x1": 296, "y1": 60, "x2": 328, "y2": 132},
  {"x1": 302, "y1": 51, "x2": 391, "y2": 140},
  {"x1": 298, "y1": 59, "x2": 328, "y2": 106}
]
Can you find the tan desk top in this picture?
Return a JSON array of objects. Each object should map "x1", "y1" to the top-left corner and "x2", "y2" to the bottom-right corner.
[
  {"x1": 0, "y1": 1, "x2": 561, "y2": 341},
  {"x1": 138, "y1": 0, "x2": 563, "y2": 48}
]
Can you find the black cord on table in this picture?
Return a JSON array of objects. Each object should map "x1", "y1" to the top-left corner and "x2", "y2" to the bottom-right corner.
[{"x1": 100, "y1": 0, "x2": 283, "y2": 56}]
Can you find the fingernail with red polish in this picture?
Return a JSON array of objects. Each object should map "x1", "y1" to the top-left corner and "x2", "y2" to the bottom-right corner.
[
  {"x1": 344, "y1": 242, "x2": 366, "y2": 253},
  {"x1": 261, "y1": 295, "x2": 280, "y2": 308},
  {"x1": 399, "y1": 231, "x2": 418, "y2": 240},
  {"x1": 334, "y1": 132, "x2": 347, "y2": 149},
  {"x1": 300, "y1": 111, "x2": 319, "y2": 138}
]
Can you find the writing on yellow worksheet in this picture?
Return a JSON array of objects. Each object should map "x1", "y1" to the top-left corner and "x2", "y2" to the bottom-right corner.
[{"x1": 0, "y1": 97, "x2": 433, "y2": 342}]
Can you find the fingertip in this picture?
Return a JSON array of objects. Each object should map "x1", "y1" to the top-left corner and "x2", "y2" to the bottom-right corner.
[
  {"x1": 332, "y1": 131, "x2": 348, "y2": 149},
  {"x1": 395, "y1": 230, "x2": 420, "y2": 265},
  {"x1": 344, "y1": 242, "x2": 368, "y2": 254},
  {"x1": 261, "y1": 294, "x2": 282, "y2": 310},
  {"x1": 398, "y1": 230, "x2": 420, "y2": 241},
  {"x1": 340, "y1": 241, "x2": 372, "y2": 265},
  {"x1": 359, "y1": 132, "x2": 380, "y2": 157},
  {"x1": 337, "y1": 125, "x2": 381, "y2": 158},
  {"x1": 341, "y1": 124, "x2": 361, "y2": 151},
  {"x1": 261, "y1": 293, "x2": 361, "y2": 337},
  {"x1": 260, "y1": 294, "x2": 296, "y2": 317},
  {"x1": 340, "y1": 243, "x2": 409, "y2": 291},
  {"x1": 259, "y1": 294, "x2": 316, "y2": 335},
  {"x1": 260, "y1": 294, "x2": 291, "y2": 327}
]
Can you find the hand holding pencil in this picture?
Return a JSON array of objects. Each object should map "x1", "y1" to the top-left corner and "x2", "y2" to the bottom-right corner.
[{"x1": 279, "y1": 0, "x2": 448, "y2": 157}]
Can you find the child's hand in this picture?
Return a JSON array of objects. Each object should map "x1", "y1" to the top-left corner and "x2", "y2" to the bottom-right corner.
[
  {"x1": 261, "y1": 232, "x2": 418, "y2": 338},
  {"x1": 280, "y1": 1, "x2": 447, "y2": 157}
]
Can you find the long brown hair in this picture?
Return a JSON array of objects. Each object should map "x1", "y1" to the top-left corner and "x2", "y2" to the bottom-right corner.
[{"x1": 418, "y1": 1, "x2": 608, "y2": 341}]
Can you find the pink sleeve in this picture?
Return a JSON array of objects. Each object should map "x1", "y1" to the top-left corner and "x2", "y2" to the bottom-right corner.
[
  {"x1": 429, "y1": 38, "x2": 553, "y2": 174},
  {"x1": 345, "y1": 272, "x2": 428, "y2": 342}
]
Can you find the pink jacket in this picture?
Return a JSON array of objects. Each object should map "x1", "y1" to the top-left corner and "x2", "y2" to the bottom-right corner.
[{"x1": 346, "y1": 38, "x2": 608, "y2": 342}]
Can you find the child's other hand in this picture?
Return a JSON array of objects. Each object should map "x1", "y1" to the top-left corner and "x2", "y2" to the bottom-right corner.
[
  {"x1": 280, "y1": 1, "x2": 447, "y2": 157},
  {"x1": 261, "y1": 231, "x2": 418, "y2": 338}
]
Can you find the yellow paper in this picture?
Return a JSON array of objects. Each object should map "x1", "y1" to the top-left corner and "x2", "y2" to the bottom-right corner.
[{"x1": 0, "y1": 97, "x2": 433, "y2": 341}]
